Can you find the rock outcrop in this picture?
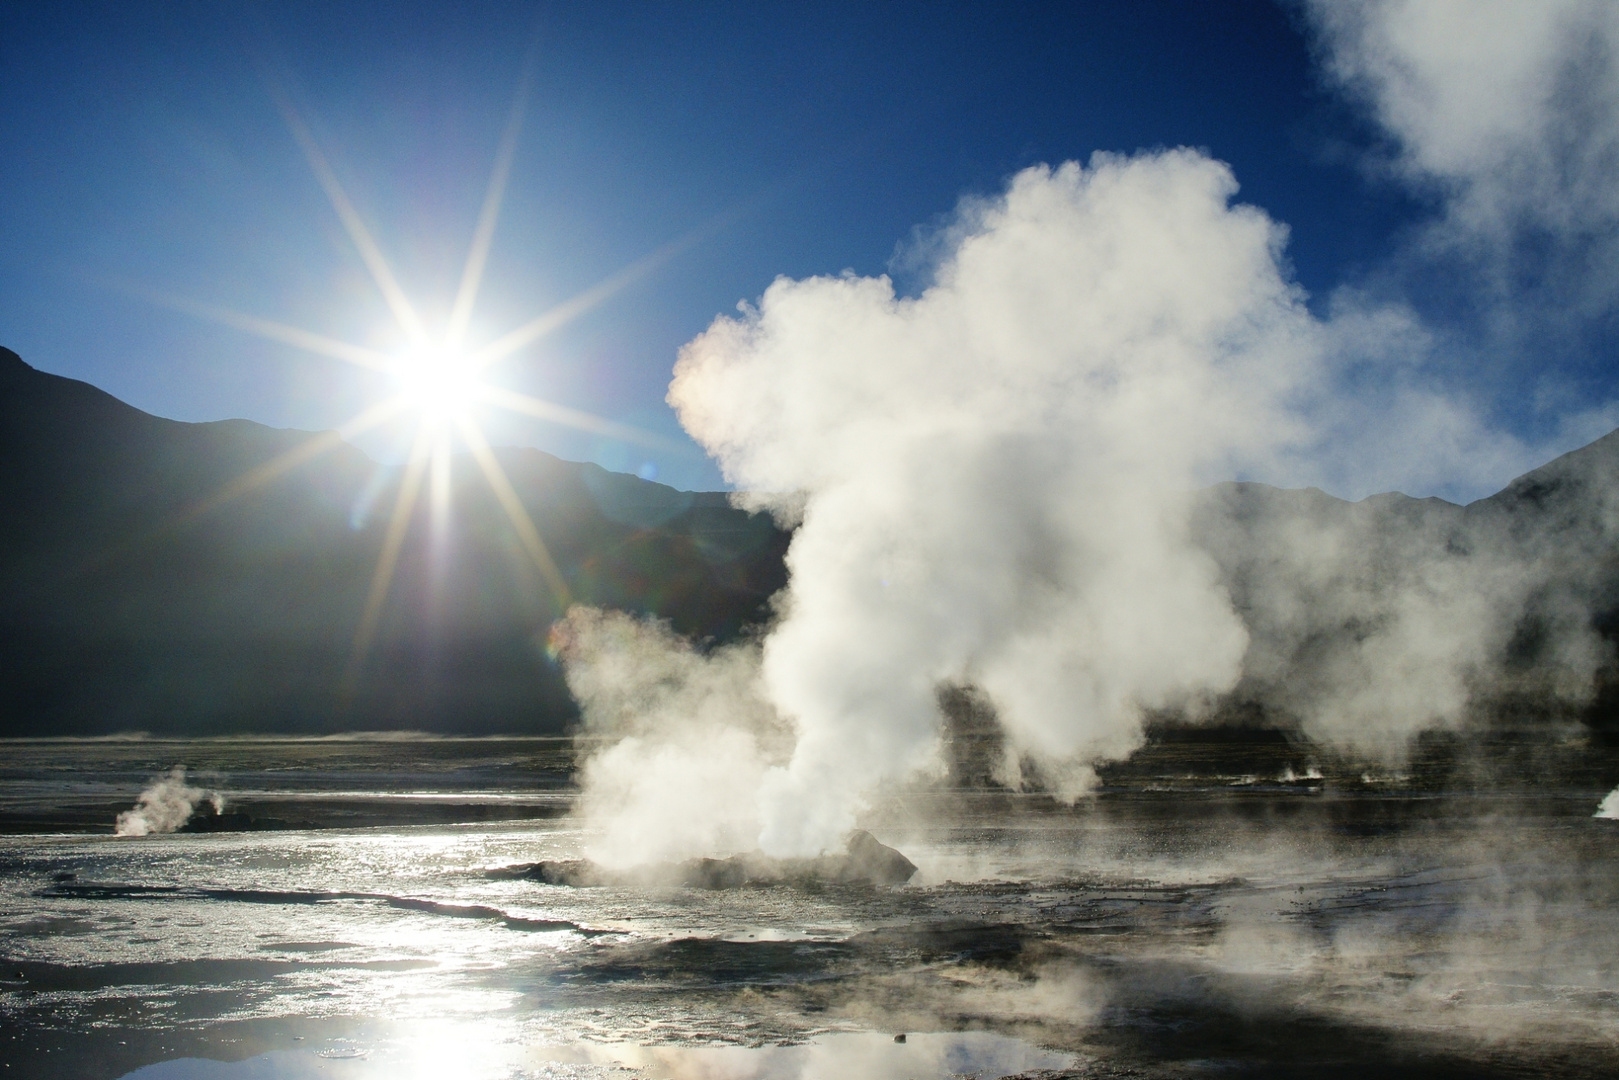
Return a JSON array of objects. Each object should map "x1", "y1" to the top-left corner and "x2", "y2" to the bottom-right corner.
[{"x1": 490, "y1": 829, "x2": 918, "y2": 889}]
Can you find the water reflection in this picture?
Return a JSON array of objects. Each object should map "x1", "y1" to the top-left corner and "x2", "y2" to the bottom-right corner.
[
  {"x1": 6, "y1": 740, "x2": 1619, "y2": 1078},
  {"x1": 118, "y1": 1030, "x2": 1074, "y2": 1080}
]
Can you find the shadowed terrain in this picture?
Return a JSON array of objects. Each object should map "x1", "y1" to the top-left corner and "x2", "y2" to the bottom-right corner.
[
  {"x1": 0, "y1": 347, "x2": 788, "y2": 735},
  {"x1": 3, "y1": 771, "x2": 1618, "y2": 1079},
  {"x1": 5, "y1": 341, "x2": 1618, "y2": 769}
]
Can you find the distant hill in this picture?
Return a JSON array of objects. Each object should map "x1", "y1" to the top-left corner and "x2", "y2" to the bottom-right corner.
[
  {"x1": 948, "y1": 426, "x2": 1619, "y2": 788},
  {"x1": 1189, "y1": 428, "x2": 1619, "y2": 746},
  {"x1": 4, "y1": 344, "x2": 1615, "y2": 749},
  {"x1": 0, "y1": 347, "x2": 788, "y2": 735}
]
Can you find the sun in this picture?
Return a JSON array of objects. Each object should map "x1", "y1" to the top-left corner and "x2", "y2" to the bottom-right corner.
[
  {"x1": 393, "y1": 343, "x2": 478, "y2": 427},
  {"x1": 138, "y1": 51, "x2": 708, "y2": 695}
]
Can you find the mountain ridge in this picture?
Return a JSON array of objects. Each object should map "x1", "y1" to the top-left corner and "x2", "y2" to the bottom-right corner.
[
  {"x1": 0, "y1": 347, "x2": 788, "y2": 735},
  {"x1": 3, "y1": 346, "x2": 1616, "y2": 743}
]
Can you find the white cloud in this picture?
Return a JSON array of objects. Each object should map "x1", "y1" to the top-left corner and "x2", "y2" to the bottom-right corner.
[{"x1": 1307, "y1": 0, "x2": 1619, "y2": 311}]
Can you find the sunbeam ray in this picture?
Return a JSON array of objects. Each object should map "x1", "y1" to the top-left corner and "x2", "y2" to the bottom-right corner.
[
  {"x1": 189, "y1": 396, "x2": 412, "y2": 522},
  {"x1": 107, "y1": 285, "x2": 394, "y2": 372},
  {"x1": 454, "y1": 415, "x2": 572, "y2": 605},
  {"x1": 264, "y1": 78, "x2": 427, "y2": 343},
  {"x1": 475, "y1": 383, "x2": 698, "y2": 455},
  {"x1": 428, "y1": 430, "x2": 454, "y2": 600},
  {"x1": 344, "y1": 429, "x2": 433, "y2": 692},
  {"x1": 429, "y1": 431, "x2": 454, "y2": 544},
  {"x1": 445, "y1": 39, "x2": 540, "y2": 350},
  {"x1": 469, "y1": 224, "x2": 718, "y2": 372},
  {"x1": 66, "y1": 396, "x2": 413, "y2": 586}
]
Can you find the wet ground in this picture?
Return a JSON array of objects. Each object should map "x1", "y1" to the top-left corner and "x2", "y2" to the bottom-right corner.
[{"x1": 2, "y1": 738, "x2": 1618, "y2": 1078}]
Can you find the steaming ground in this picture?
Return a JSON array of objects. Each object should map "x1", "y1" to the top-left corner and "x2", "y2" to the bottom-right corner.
[{"x1": 3, "y1": 737, "x2": 1619, "y2": 1079}]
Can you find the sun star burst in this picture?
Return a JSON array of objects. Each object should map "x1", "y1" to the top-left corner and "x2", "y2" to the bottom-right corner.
[
  {"x1": 393, "y1": 343, "x2": 479, "y2": 429},
  {"x1": 137, "y1": 48, "x2": 709, "y2": 696}
]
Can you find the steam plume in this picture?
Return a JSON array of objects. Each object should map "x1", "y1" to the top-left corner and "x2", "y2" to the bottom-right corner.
[
  {"x1": 665, "y1": 149, "x2": 1610, "y2": 848},
  {"x1": 671, "y1": 152, "x2": 1322, "y2": 855},
  {"x1": 115, "y1": 766, "x2": 222, "y2": 836},
  {"x1": 556, "y1": 150, "x2": 1616, "y2": 862},
  {"x1": 553, "y1": 607, "x2": 790, "y2": 867}
]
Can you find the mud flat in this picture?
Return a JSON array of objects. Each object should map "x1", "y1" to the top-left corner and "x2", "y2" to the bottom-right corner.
[{"x1": 2, "y1": 740, "x2": 1618, "y2": 1079}]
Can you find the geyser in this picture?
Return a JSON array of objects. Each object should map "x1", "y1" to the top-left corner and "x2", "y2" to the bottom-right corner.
[
  {"x1": 572, "y1": 150, "x2": 1321, "y2": 860},
  {"x1": 115, "y1": 767, "x2": 223, "y2": 837},
  {"x1": 559, "y1": 149, "x2": 1616, "y2": 865}
]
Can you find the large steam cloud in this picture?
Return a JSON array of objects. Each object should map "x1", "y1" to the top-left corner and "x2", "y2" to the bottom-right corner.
[
  {"x1": 555, "y1": 8, "x2": 1619, "y2": 860},
  {"x1": 667, "y1": 153, "x2": 1320, "y2": 855},
  {"x1": 567, "y1": 152, "x2": 1339, "y2": 861},
  {"x1": 556, "y1": 148, "x2": 1616, "y2": 864}
]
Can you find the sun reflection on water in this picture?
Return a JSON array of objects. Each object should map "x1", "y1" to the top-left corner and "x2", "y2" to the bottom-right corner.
[{"x1": 116, "y1": 1028, "x2": 1073, "y2": 1080}]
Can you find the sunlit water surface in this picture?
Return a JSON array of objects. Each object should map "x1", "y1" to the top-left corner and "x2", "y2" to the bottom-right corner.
[{"x1": 3, "y1": 739, "x2": 1619, "y2": 1079}]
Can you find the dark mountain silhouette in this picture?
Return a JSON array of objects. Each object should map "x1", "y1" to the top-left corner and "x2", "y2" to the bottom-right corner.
[
  {"x1": 946, "y1": 430, "x2": 1619, "y2": 788},
  {"x1": 0, "y1": 347, "x2": 787, "y2": 735},
  {"x1": 1170, "y1": 429, "x2": 1619, "y2": 785},
  {"x1": 4, "y1": 344, "x2": 1616, "y2": 749}
]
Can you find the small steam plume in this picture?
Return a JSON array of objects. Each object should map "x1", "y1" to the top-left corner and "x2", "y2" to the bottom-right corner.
[
  {"x1": 115, "y1": 767, "x2": 222, "y2": 836},
  {"x1": 552, "y1": 608, "x2": 791, "y2": 868}
]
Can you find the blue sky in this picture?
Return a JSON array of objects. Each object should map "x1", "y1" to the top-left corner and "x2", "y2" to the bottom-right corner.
[{"x1": 1, "y1": 1, "x2": 1612, "y2": 495}]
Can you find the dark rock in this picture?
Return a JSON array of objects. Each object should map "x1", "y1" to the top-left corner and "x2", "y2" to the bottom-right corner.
[
  {"x1": 486, "y1": 860, "x2": 606, "y2": 886},
  {"x1": 677, "y1": 855, "x2": 760, "y2": 889},
  {"x1": 177, "y1": 802, "x2": 311, "y2": 833},
  {"x1": 840, "y1": 829, "x2": 918, "y2": 885},
  {"x1": 178, "y1": 804, "x2": 254, "y2": 832},
  {"x1": 491, "y1": 830, "x2": 918, "y2": 890}
]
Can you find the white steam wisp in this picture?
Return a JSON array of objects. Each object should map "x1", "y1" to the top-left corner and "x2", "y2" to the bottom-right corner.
[
  {"x1": 115, "y1": 766, "x2": 222, "y2": 836},
  {"x1": 553, "y1": 608, "x2": 792, "y2": 868}
]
